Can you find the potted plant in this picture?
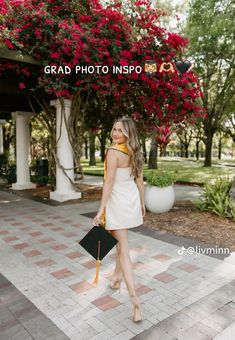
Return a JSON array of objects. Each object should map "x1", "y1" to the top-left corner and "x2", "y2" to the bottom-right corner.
[{"x1": 144, "y1": 170, "x2": 176, "y2": 213}]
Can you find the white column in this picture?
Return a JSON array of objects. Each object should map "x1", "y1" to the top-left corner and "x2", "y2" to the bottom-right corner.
[
  {"x1": 0, "y1": 119, "x2": 6, "y2": 155},
  {"x1": 50, "y1": 98, "x2": 81, "y2": 202},
  {"x1": 11, "y1": 112, "x2": 36, "y2": 190}
]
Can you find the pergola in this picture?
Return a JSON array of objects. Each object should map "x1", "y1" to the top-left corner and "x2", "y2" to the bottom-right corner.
[{"x1": 0, "y1": 48, "x2": 81, "y2": 201}]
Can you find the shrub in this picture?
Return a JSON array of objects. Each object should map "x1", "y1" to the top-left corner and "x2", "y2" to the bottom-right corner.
[
  {"x1": 0, "y1": 154, "x2": 8, "y2": 176},
  {"x1": 0, "y1": 155, "x2": 16, "y2": 184},
  {"x1": 195, "y1": 177, "x2": 235, "y2": 221},
  {"x1": 32, "y1": 175, "x2": 50, "y2": 186},
  {"x1": 144, "y1": 170, "x2": 176, "y2": 188},
  {"x1": 6, "y1": 164, "x2": 16, "y2": 184}
]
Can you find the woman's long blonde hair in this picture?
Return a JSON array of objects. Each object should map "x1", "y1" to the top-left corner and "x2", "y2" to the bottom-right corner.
[{"x1": 111, "y1": 116, "x2": 144, "y2": 178}]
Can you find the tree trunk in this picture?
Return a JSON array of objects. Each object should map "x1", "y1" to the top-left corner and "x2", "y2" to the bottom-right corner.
[
  {"x1": 204, "y1": 131, "x2": 214, "y2": 167},
  {"x1": 185, "y1": 144, "x2": 189, "y2": 158},
  {"x1": 148, "y1": 130, "x2": 158, "y2": 169},
  {"x1": 218, "y1": 134, "x2": 222, "y2": 160},
  {"x1": 196, "y1": 140, "x2": 200, "y2": 160},
  {"x1": 180, "y1": 141, "x2": 184, "y2": 157},
  {"x1": 163, "y1": 145, "x2": 167, "y2": 156},
  {"x1": 141, "y1": 136, "x2": 147, "y2": 163},
  {"x1": 159, "y1": 145, "x2": 166, "y2": 157},
  {"x1": 3, "y1": 125, "x2": 10, "y2": 156},
  {"x1": 84, "y1": 137, "x2": 88, "y2": 159},
  {"x1": 89, "y1": 129, "x2": 96, "y2": 166},
  {"x1": 100, "y1": 131, "x2": 107, "y2": 162}
]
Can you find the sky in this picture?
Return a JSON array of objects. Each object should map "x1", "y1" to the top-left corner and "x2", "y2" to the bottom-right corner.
[{"x1": 101, "y1": 0, "x2": 189, "y2": 33}]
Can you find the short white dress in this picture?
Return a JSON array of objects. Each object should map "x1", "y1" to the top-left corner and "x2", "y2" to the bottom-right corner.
[{"x1": 105, "y1": 167, "x2": 143, "y2": 230}]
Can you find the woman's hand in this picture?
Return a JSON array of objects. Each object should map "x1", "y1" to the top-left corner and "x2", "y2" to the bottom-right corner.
[
  {"x1": 93, "y1": 209, "x2": 104, "y2": 226},
  {"x1": 141, "y1": 203, "x2": 146, "y2": 217}
]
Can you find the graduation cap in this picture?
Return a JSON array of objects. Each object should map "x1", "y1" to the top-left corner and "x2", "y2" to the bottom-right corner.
[{"x1": 78, "y1": 224, "x2": 118, "y2": 285}]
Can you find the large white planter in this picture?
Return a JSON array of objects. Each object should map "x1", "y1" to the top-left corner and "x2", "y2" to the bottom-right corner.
[{"x1": 145, "y1": 184, "x2": 175, "y2": 213}]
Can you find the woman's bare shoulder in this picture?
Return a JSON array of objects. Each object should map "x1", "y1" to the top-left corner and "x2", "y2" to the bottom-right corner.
[
  {"x1": 107, "y1": 147, "x2": 129, "y2": 156},
  {"x1": 106, "y1": 148, "x2": 119, "y2": 158},
  {"x1": 107, "y1": 147, "x2": 119, "y2": 153}
]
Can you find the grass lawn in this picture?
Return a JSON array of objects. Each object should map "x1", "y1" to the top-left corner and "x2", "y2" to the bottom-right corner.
[{"x1": 81, "y1": 157, "x2": 234, "y2": 185}]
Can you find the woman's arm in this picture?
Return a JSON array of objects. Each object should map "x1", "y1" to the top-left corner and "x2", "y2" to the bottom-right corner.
[
  {"x1": 99, "y1": 149, "x2": 118, "y2": 211},
  {"x1": 135, "y1": 170, "x2": 145, "y2": 205},
  {"x1": 93, "y1": 150, "x2": 117, "y2": 224},
  {"x1": 98, "y1": 179, "x2": 114, "y2": 214},
  {"x1": 135, "y1": 170, "x2": 146, "y2": 217}
]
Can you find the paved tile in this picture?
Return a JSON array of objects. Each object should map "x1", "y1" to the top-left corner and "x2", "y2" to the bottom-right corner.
[
  {"x1": 39, "y1": 237, "x2": 55, "y2": 243},
  {"x1": 29, "y1": 231, "x2": 43, "y2": 237},
  {"x1": 69, "y1": 280, "x2": 94, "y2": 294},
  {"x1": 2, "y1": 236, "x2": 19, "y2": 242},
  {"x1": 153, "y1": 272, "x2": 178, "y2": 282},
  {"x1": 35, "y1": 259, "x2": 56, "y2": 267},
  {"x1": 95, "y1": 299, "x2": 121, "y2": 311},
  {"x1": 152, "y1": 254, "x2": 172, "y2": 261},
  {"x1": 50, "y1": 243, "x2": 68, "y2": 251},
  {"x1": 23, "y1": 250, "x2": 42, "y2": 257},
  {"x1": 65, "y1": 251, "x2": 85, "y2": 259},
  {"x1": 177, "y1": 263, "x2": 200, "y2": 272},
  {"x1": 0, "y1": 273, "x2": 69, "y2": 339},
  {"x1": 0, "y1": 230, "x2": 10, "y2": 235},
  {"x1": 133, "y1": 261, "x2": 149, "y2": 270},
  {"x1": 0, "y1": 189, "x2": 235, "y2": 340},
  {"x1": 51, "y1": 269, "x2": 75, "y2": 280},
  {"x1": 213, "y1": 321, "x2": 235, "y2": 340},
  {"x1": 82, "y1": 260, "x2": 97, "y2": 269},
  {"x1": 62, "y1": 232, "x2": 78, "y2": 238},
  {"x1": 136, "y1": 285, "x2": 152, "y2": 296},
  {"x1": 12, "y1": 242, "x2": 30, "y2": 250}
]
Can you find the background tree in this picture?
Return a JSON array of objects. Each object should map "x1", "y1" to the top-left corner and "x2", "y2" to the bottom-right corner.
[
  {"x1": 156, "y1": 126, "x2": 172, "y2": 157},
  {"x1": 191, "y1": 121, "x2": 204, "y2": 160},
  {"x1": 153, "y1": 0, "x2": 189, "y2": 32},
  {"x1": 2, "y1": 121, "x2": 14, "y2": 158},
  {"x1": 0, "y1": 0, "x2": 204, "y2": 180},
  {"x1": 185, "y1": 0, "x2": 235, "y2": 166},
  {"x1": 176, "y1": 122, "x2": 193, "y2": 158},
  {"x1": 221, "y1": 111, "x2": 235, "y2": 143}
]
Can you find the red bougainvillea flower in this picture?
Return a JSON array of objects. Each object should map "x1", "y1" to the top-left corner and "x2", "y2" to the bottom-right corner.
[
  {"x1": 18, "y1": 82, "x2": 25, "y2": 89},
  {"x1": 0, "y1": 0, "x2": 204, "y2": 127}
]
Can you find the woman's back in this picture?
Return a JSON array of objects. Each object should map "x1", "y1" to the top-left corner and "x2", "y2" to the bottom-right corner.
[
  {"x1": 105, "y1": 148, "x2": 143, "y2": 230},
  {"x1": 114, "y1": 149, "x2": 131, "y2": 168}
]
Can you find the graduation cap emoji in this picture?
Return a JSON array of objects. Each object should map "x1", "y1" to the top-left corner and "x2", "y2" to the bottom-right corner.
[{"x1": 78, "y1": 224, "x2": 118, "y2": 285}]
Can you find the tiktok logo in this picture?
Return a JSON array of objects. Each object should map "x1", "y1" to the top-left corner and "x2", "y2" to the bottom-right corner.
[{"x1": 178, "y1": 246, "x2": 186, "y2": 255}]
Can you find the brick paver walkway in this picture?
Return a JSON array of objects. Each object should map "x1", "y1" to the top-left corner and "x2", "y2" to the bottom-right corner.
[
  {"x1": 0, "y1": 190, "x2": 235, "y2": 339},
  {"x1": 0, "y1": 273, "x2": 69, "y2": 340}
]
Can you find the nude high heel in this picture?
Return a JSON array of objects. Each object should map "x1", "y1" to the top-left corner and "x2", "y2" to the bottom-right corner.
[
  {"x1": 110, "y1": 272, "x2": 123, "y2": 292},
  {"x1": 131, "y1": 296, "x2": 142, "y2": 323}
]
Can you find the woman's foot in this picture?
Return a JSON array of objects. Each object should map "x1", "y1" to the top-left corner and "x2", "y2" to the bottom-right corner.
[
  {"x1": 131, "y1": 296, "x2": 142, "y2": 323},
  {"x1": 110, "y1": 272, "x2": 123, "y2": 290}
]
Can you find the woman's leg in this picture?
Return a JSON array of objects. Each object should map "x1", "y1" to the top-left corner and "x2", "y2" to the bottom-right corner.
[
  {"x1": 111, "y1": 229, "x2": 136, "y2": 297},
  {"x1": 114, "y1": 243, "x2": 122, "y2": 274},
  {"x1": 111, "y1": 229, "x2": 142, "y2": 321},
  {"x1": 109, "y1": 243, "x2": 122, "y2": 289}
]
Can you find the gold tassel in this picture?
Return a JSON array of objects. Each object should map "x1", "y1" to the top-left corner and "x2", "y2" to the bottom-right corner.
[
  {"x1": 92, "y1": 240, "x2": 101, "y2": 285},
  {"x1": 92, "y1": 259, "x2": 101, "y2": 285}
]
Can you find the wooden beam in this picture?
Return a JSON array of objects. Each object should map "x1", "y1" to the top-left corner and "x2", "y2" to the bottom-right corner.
[{"x1": 0, "y1": 47, "x2": 43, "y2": 66}]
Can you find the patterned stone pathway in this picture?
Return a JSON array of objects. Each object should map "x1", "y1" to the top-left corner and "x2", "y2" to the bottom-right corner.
[
  {"x1": 0, "y1": 190, "x2": 235, "y2": 340},
  {"x1": 0, "y1": 273, "x2": 69, "y2": 339}
]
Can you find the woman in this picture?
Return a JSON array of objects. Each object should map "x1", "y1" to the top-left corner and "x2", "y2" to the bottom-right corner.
[{"x1": 93, "y1": 116, "x2": 145, "y2": 323}]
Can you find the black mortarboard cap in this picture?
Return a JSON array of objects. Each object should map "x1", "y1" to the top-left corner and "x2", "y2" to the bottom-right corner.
[{"x1": 78, "y1": 224, "x2": 118, "y2": 284}]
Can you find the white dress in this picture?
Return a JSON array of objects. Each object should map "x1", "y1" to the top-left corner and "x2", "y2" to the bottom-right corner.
[{"x1": 105, "y1": 167, "x2": 143, "y2": 230}]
